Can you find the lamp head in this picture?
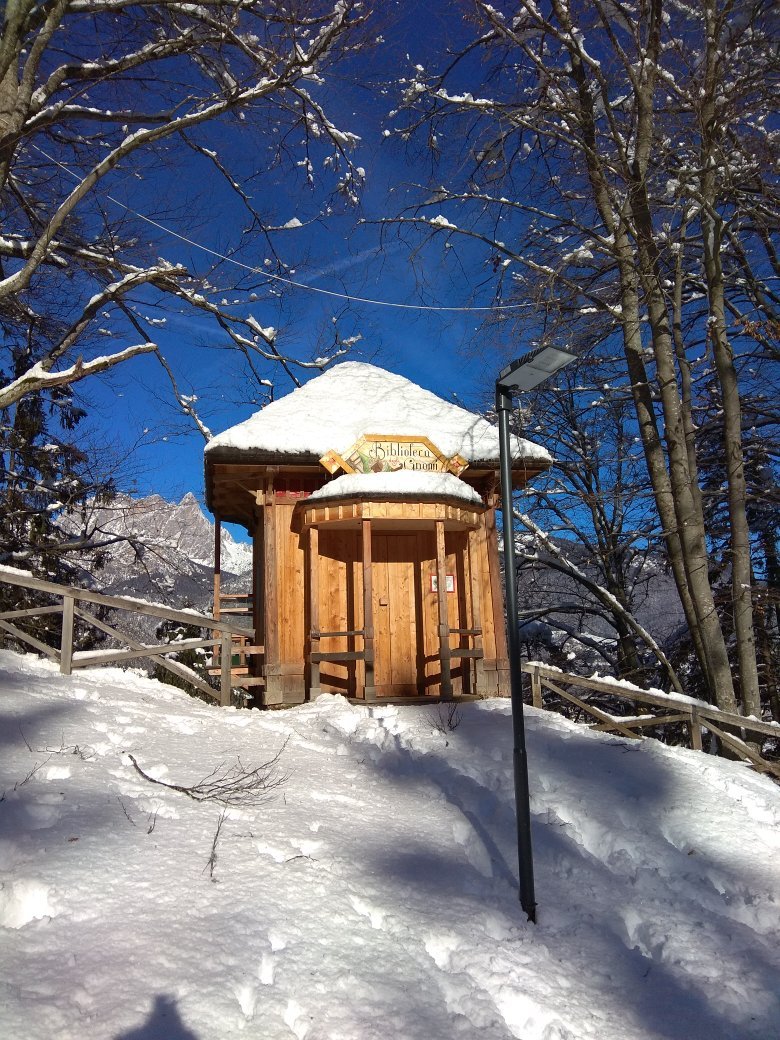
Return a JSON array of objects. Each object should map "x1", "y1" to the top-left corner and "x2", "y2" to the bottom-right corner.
[{"x1": 497, "y1": 345, "x2": 577, "y2": 393}]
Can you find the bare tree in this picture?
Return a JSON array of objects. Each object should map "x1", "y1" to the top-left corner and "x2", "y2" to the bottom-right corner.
[
  {"x1": 0, "y1": 0, "x2": 369, "y2": 416},
  {"x1": 0, "y1": 0, "x2": 371, "y2": 587},
  {"x1": 385, "y1": 0, "x2": 778, "y2": 717},
  {"x1": 506, "y1": 355, "x2": 682, "y2": 690}
]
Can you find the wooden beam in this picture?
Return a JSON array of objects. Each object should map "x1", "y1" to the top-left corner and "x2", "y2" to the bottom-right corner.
[
  {"x1": 0, "y1": 605, "x2": 62, "y2": 622},
  {"x1": 591, "y1": 712, "x2": 690, "y2": 732},
  {"x1": 522, "y1": 663, "x2": 780, "y2": 740},
  {"x1": 704, "y1": 721, "x2": 780, "y2": 778},
  {"x1": 74, "y1": 636, "x2": 220, "y2": 669},
  {"x1": 435, "y1": 519, "x2": 453, "y2": 700},
  {"x1": 541, "y1": 678, "x2": 642, "y2": 740},
  {"x1": 0, "y1": 618, "x2": 60, "y2": 660},
  {"x1": 314, "y1": 628, "x2": 364, "y2": 639},
  {"x1": 72, "y1": 605, "x2": 219, "y2": 701},
  {"x1": 362, "y1": 519, "x2": 376, "y2": 702},
  {"x1": 0, "y1": 566, "x2": 251, "y2": 634},
  {"x1": 311, "y1": 651, "x2": 367, "y2": 663}
]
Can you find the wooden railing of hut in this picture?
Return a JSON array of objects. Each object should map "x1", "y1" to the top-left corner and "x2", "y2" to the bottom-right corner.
[
  {"x1": 0, "y1": 567, "x2": 254, "y2": 707},
  {"x1": 522, "y1": 662, "x2": 780, "y2": 779}
]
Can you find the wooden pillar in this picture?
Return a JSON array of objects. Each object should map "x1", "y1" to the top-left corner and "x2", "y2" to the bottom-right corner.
[
  {"x1": 60, "y1": 594, "x2": 74, "y2": 676},
  {"x1": 689, "y1": 707, "x2": 703, "y2": 751},
  {"x1": 467, "y1": 527, "x2": 485, "y2": 696},
  {"x1": 435, "y1": 520, "x2": 453, "y2": 700},
  {"x1": 219, "y1": 632, "x2": 232, "y2": 707},
  {"x1": 213, "y1": 517, "x2": 222, "y2": 619},
  {"x1": 486, "y1": 505, "x2": 510, "y2": 696},
  {"x1": 262, "y1": 473, "x2": 282, "y2": 705},
  {"x1": 251, "y1": 518, "x2": 262, "y2": 677},
  {"x1": 362, "y1": 519, "x2": 376, "y2": 702},
  {"x1": 530, "y1": 663, "x2": 542, "y2": 708},
  {"x1": 212, "y1": 516, "x2": 223, "y2": 674},
  {"x1": 308, "y1": 525, "x2": 321, "y2": 699}
]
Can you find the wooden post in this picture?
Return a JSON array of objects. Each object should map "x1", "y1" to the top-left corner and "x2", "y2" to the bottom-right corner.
[
  {"x1": 467, "y1": 527, "x2": 484, "y2": 695},
  {"x1": 263, "y1": 473, "x2": 281, "y2": 704},
  {"x1": 531, "y1": 664, "x2": 542, "y2": 708},
  {"x1": 689, "y1": 707, "x2": 703, "y2": 751},
  {"x1": 362, "y1": 519, "x2": 376, "y2": 702},
  {"x1": 213, "y1": 516, "x2": 222, "y2": 674},
  {"x1": 60, "y1": 594, "x2": 75, "y2": 676},
  {"x1": 309, "y1": 525, "x2": 321, "y2": 698},
  {"x1": 220, "y1": 633, "x2": 232, "y2": 707},
  {"x1": 485, "y1": 505, "x2": 510, "y2": 695},
  {"x1": 251, "y1": 518, "x2": 262, "y2": 678},
  {"x1": 213, "y1": 517, "x2": 222, "y2": 620},
  {"x1": 435, "y1": 520, "x2": 453, "y2": 700}
]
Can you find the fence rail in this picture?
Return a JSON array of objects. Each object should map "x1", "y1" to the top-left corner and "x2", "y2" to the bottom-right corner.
[
  {"x1": 522, "y1": 662, "x2": 780, "y2": 779},
  {"x1": 0, "y1": 566, "x2": 253, "y2": 706}
]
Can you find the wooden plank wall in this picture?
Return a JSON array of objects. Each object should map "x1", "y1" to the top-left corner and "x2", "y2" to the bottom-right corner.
[{"x1": 260, "y1": 498, "x2": 508, "y2": 703}]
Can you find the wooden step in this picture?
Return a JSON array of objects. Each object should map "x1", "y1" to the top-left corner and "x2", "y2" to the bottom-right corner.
[
  {"x1": 310, "y1": 650, "x2": 366, "y2": 663},
  {"x1": 233, "y1": 676, "x2": 266, "y2": 688}
]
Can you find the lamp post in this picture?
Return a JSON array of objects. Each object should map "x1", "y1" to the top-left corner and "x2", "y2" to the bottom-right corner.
[{"x1": 496, "y1": 345, "x2": 577, "y2": 923}]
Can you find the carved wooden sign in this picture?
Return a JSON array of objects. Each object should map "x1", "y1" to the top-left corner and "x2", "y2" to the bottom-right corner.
[{"x1": 320, "y1": 435, "x2": 468, "y2": 477}]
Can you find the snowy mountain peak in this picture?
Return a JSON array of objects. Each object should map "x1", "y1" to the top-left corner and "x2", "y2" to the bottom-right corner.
[{"x1": 60, "y1": 491, "x2": 252, "y2": 608}]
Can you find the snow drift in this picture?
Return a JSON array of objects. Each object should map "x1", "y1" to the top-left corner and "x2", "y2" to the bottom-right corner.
[{"x1": 0, "y1": 649, "x2": 778, "y2": 1040}]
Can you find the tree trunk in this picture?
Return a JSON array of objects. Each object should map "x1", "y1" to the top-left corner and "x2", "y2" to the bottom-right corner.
[{"x1": 698, "y1": 0, "x2": 760, "y2": 718}]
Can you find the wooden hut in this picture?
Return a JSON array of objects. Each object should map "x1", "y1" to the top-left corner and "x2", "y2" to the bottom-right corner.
[{"x1": 204, "y1": 363, "x2": 550, "y2": 707}]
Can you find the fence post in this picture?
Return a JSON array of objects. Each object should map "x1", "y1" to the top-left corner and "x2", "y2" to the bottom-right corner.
[
  {"x1": 531, "y1": 664, "x2": 543, "y2": 708},
  {"x1": 220, "y1": 633, "x2": 232, "y2": 707},
  {"x1": 60, "y1": 594, "x2": 75, "y2": 675},
  {"x1": 689, "y1": 707, "x2": 703, "y2": 751}
]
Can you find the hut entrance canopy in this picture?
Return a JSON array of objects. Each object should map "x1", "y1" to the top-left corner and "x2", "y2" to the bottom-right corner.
[{"x1": 204, "y1": 363, "x2": 551, "y2": 706}]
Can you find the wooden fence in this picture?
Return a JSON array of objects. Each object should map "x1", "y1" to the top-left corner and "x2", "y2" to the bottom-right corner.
[
  {"x1": 522, "y1": 662, "x2": 780, "y2": 779},
  {"x1": 0, "y1": 567, "x2": 253, "y2": 707}
]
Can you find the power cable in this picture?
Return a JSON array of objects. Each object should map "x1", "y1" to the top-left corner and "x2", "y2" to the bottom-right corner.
[{"x1": 32, "y1": 143, "x2": 525, "y2": 314}]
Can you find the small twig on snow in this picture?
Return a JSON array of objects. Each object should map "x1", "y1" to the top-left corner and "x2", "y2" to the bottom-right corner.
[
  {"x1": 127, "y1": 739, "x2": 289, "y2": 807},
  {"x1": 205, "y1": 809, "x2": 228, "y2": 880}
]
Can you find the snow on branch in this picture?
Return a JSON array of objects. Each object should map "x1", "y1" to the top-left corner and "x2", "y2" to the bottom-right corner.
[{"x1": 0, "y1": 344, "x2": 158, "y2": 411}]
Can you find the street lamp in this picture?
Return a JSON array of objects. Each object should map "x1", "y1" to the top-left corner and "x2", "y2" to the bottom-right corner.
[{"x1": 496, "y1": 345, "x2": 577, "y2": 923}]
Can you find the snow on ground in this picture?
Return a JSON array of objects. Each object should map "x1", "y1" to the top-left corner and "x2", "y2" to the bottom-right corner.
[{"x1": 0, "y1": 648, "x2": 778, "y2": 1040}]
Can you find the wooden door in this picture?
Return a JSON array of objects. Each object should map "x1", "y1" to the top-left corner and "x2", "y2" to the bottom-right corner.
[{"x1": 373, "y1": 531, "x2": 434, "y2": 696}]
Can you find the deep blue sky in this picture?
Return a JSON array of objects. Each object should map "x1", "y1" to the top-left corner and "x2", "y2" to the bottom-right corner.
[{"x1": 76, "y1": 4, "x2": 525, "y2": 516}]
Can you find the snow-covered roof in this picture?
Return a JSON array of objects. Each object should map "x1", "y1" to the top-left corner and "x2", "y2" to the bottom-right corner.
[
  {"x1": 205, "y1": 362, "x2": 550, "y2": 467},
  {"x1": 308, "y1": 471, "x2": 484, "y2": 505}
]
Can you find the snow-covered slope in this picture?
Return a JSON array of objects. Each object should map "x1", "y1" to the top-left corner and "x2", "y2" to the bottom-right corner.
[{"x1": 1, "y1": 649, "x2": 778, "y2": 1040}]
